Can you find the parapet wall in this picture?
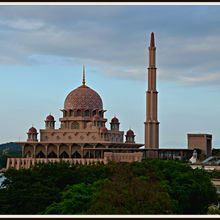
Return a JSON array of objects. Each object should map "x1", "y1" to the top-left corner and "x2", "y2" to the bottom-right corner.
[{"x1": 5, "y1": 152, "x2": 143, "y2": 170}]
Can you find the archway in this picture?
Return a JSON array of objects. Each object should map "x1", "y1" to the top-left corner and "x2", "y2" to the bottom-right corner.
[
  {"x1": 36, "y1": 144, "x2": 46, "y2": 158},
  {"x1": 36, "y1": 151, "x2": 46, "y2": 158},
  {"x1": 72, "y1": 151, "x2": 81, "y2": 158},
  {"x1": 24, "y1": 144, "x2": 34, "y2": 158},
  {"x1": 47, "y1": 144, "x2": 57, "y2": 158},
  {"x1": 48, "y1": 151, "x2": 57, "y2": 158},
  {"x1": 59, "y1": 151, "x2": 69, "y2": 158}
]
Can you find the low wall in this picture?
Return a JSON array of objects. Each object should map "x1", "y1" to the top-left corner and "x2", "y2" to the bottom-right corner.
[
  {"x1": 6, "y1": 158, "x2": 105, "y2": 170},
  {"x1": 5, "y1": 152, "x2": 143, "y2": 170}
]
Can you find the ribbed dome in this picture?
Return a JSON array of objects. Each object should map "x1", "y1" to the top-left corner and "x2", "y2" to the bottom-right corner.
[
  {"x1": 46, "y1": 114, "x2": 54, "y2": 121},
  {"x1": 28, "y1": 126, "x2": 37, "y2": 133},
  {"x1": 126, "y1": 129, "x2": 134, "y2": 136},
  {"x1": 64, "y1": 85, "x2": 103, "y2": 110},
  {"x1": 111, "y1": 117, "x2": 119, "y2": 123}
]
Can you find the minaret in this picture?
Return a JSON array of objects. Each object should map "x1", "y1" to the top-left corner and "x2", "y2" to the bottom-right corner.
[{"x1": 145, "y1": 32, "x2": 159, "y2": 149}]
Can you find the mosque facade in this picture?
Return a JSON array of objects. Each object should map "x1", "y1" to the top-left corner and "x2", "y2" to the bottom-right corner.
[{"x1": 5, "y1": 33, "x2": 196, "y2": 170}]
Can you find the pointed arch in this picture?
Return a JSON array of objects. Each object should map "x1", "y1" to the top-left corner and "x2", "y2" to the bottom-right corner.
[
  {"x1": 24, "y1": 144, "x2": 34, "y2": 158},
  {"x1": 59, "y1": 144, "x2": 69, "y2": 158},
  {"x1": 59, "y1": 151, "x2": 69, "y2": 158},
  {"x1": 47, "y1": 144, "x2": 57, "y2": 158},
  {"x1": 84, "y1": 109, "x2": 90, "y2": 117},
  {"x1": 36, "y1": 144, "x2": 46, "y2": 157},
  {"x1": 76, "y1": 109, "x2": 82, "y2": 117},
  {"x1": 72, "y1": 151, "x2": 81, "y2": 158},
  {"x1": 36, "y1": 151, "x2": 46, "y2": 158},
  {"x1": 48, "y1": 151, "x2": 57, "y2": 158}
]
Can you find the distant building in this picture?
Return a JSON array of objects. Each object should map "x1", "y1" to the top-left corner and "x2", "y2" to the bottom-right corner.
[{"x1": 188, "y1": 134, "x2": 212, "y2": 155}]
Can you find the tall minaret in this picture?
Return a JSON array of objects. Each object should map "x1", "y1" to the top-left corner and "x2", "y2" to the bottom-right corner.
[{"x1": 145, "y1": 32, "x2": 159, "y2": 149}]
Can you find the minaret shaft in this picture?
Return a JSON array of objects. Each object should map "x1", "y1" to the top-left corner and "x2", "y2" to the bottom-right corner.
[{"x1": 145, "y1": 33, "x2": 159, "y2": 149}]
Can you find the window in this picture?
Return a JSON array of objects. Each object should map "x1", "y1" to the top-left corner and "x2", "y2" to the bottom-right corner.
[
  {"x1": 92, "y1": 110, "x2": 96, "y2": 116},
  {"x1": 85, "y1": 110, "x2": 90, "y2": 117},
  {"x1": 70, "y1": 110, "x2": 74, "y2": 116},
  {"x1": 77, "y1": 109, "x2": 82, "y2": 116},
  {"x1": 71, "y1": 122, "x2": 79, "y2": 129}
]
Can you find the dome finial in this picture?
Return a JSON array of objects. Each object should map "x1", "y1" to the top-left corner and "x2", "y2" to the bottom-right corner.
[{"x1": 82, "y1": 65, "x2": 86, "y2": 86}]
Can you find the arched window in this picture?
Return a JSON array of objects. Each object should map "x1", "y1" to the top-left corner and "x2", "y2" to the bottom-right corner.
[
  {"x1": 98, "y1": 111, "x2": 102, "y2": 117},
  {"x1": 77, "y1": 109, "x2": 82, "y2": 117},
  {"x1": 92, "y1": 110, "x2": 96, "y2": 116},
  {"x1": 71, "y1": 121, "x2": 79, "y2": 129},
  {"x1": 70, "y1": 110, "x2": 74, "y2": 116},
  {"x1": 85, "y1": 110, "x2": 90, "y2": 117}
]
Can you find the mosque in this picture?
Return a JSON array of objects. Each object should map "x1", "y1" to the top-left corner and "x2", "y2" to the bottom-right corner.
[{"x1": 5, "y1": 33, "x2": 204, "y2": 170}]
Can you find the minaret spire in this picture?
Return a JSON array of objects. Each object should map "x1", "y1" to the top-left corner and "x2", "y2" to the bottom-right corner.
[
  {"x1": 150, "y1": 32, "x2": 155, "y2": 48},
  {"x1": 82, "y1": 65, "x2": 86, "y2": 86}
]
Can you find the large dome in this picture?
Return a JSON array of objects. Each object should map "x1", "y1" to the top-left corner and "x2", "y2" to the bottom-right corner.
[{"x1": 64, "y1": 85, "x2": 103, "y2": 110}]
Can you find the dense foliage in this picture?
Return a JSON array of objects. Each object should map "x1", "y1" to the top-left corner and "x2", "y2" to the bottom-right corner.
[{"x1": 0, "y1": 159, "x2": 217, "y2": 215}]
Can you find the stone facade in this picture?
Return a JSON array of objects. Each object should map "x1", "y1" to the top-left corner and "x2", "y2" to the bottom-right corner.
[{"x1": 188, "y1": 134, "x2": 212, "y2": 155}]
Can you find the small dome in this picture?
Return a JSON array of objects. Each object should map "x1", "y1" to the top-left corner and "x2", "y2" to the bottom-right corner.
[
  {"x1": 111, "y1": 117, "x2": 119, "y2": 123},
  {"x1": 126, "y1": 129, "x2": 134, "y2": 136},
  {"x1": 100, "y1": 127, "x2": 108, "y2": 133},
  {"x1": 46, "y1": 114, "x2": 54, "y2": 121},
  {"x1": 28, "y1": 126, "x2": 37, "y2": 133},
  {"x1": 93, "y1": 114, "x2": 100, "y2": 121}
]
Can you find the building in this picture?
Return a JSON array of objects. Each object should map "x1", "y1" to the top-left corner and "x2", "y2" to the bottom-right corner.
[
  {"x1": 5, "y1": 32, "x2": 195, "y2": 170},
  {"x1": 188, "y1": 133, "x2": 212, "y2": 155}
]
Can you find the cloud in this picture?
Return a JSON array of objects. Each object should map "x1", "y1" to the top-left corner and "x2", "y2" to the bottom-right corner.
[
  {"x1": 0, "y1": 19, "x2": 45, "y2": 31},
  {"x1": 0, "y1": 5, "x2": 219, "y2": 87}
]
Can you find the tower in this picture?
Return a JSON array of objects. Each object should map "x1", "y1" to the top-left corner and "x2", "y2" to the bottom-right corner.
[
  {"x1": 45, "y1": 114, "x2": 55, "y2": 129},
  {"x1": 145, "y1": 32, "x2": 159, "y2": 149}
]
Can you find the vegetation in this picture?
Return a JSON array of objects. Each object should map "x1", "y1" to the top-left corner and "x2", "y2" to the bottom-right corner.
[
  {"x1": 0, "y1": 142, "x2": 22, "y2": 170},
  {"x1": 212, "y1": 149, "x2": 220, "y2": 157},
  {"x1": 0, "y1": 159, "x2": 217, "y2": 215}
]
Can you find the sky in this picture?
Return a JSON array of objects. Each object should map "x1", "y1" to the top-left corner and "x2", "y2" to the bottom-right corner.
[{"x1": 0, "y1": 4, "x2": 220, "y2": 148}]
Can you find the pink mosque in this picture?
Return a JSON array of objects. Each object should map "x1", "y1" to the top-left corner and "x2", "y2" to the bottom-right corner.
[{"x1": 5, "y1": 33, "x2": 203, "y2": 170}]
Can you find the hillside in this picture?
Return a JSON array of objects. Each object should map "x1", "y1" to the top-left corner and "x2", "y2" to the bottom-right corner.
[
  {"x1": 0, "y1": 142, "x2": 22, "y2": 170},
  {"x1": 0, "y1": 142, "x2": 22, "y2": 153}
]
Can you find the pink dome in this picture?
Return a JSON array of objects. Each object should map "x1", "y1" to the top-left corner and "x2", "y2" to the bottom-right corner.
[
  {"x1": 46, "y1": 115, "x2": 54, "y2": 121},
  {"x1": 126, "y1": 129, "x2": 134, "y2": 136},
  {"x1": 100, "y1": 127, "x2": 108, "y2": 133},
  {"x1": 28, "y1": 126, "x2": 37, "y2": 133},
  {"x1": 93, "y1": 114, "x2": 100, "y2": 121},
  {"x1": 111, "y1": 117, "x2": 119, "y2": 123},
  {"x1": 64, "y1": 85, "x2": 103, "y2": 110}
]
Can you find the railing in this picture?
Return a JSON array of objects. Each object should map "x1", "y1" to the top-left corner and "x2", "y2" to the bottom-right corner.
[{"x1": 6, "y1": 158, "x2": 105, "y2": 170}]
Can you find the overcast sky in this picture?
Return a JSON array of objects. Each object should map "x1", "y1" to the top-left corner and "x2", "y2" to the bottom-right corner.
[{"x1": 0, "y1": 4, "x2": 220, "y2": 148}]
